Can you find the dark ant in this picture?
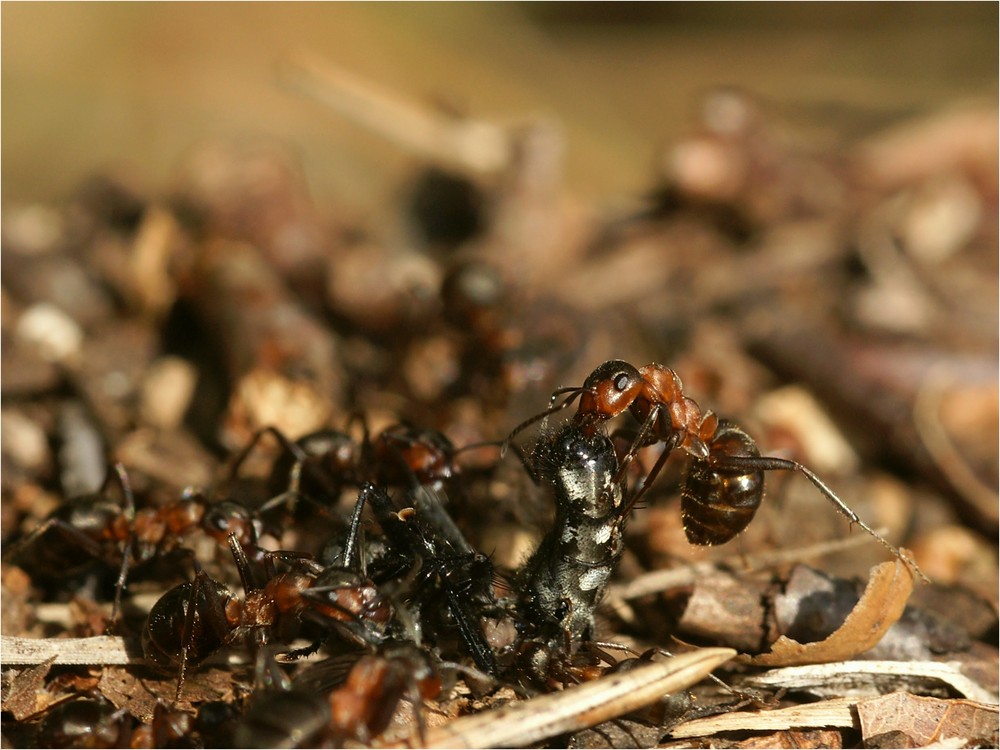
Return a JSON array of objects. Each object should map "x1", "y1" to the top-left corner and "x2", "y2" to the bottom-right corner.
[
  {"x1": 232, "y1": 644, "x2": 450, "y2": 748},
  {"x1": 4, "y1": 463, "x2": 264, "y2": 626},
  {"x1": 3, "y1": 464, "x2": 137, "y2": 622},
  {"x1": 506, "y1": 359, "x2": 927, "y2": 580},
  {"x1": 223, "y1": 420, "x2": 466, "y2": 530},
  {"x1": 327, "y1": 646, "x2": 445, "y2": 745},
  {"x1": 229, "y1": 420, "x2": 500, "y2": 672},
  {"x1": 32, "y1": 694, "x2": 132, "y2": 749},
  {"x1": 353, "y1": 482, "x2": 503, "y2": 677},
  {"x1": 141, "y1": 540, "x2": 314, "y2": 700},
  {"x1": 369, "y1": 422, "x2": 462, "y2": 491},
  {"x1": 230, "y1": 647, "x2": 334, "y2": 749},
  {"x1": 142, "y1": 489, "x2": 396, "y2": 700},
  {"x1": 127, "y1": 703, "x2": 197, "y2": 749},
  {"x1": 233, "y1": 685, "x2": 333, "y2": 749},
  {"x1": 226, "y1": 425, "x2": 365, "y2": 512}
]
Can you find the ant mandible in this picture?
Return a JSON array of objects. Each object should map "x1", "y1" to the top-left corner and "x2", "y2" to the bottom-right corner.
[{"x1": 506, "y1": 359, "x2": 928, "y2": 582}]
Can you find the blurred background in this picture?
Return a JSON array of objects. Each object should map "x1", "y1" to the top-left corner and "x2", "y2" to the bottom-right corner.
[
  {"x1": 4, "y1": 3, "x2": 997, "y2": 208},
  {"x1": 2, "y1": 8, "x2": 1000, "y2": 737},
  {"x1": 2, "y1": 2, "x2": 998, "y2": 633}
]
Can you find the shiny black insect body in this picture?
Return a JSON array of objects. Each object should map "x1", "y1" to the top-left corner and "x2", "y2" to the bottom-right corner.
[{"x1": 515, "y1": 420, "x2": 626, "y2": 644}]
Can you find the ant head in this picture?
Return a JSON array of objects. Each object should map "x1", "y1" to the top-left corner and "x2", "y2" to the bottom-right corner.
[
  {"x1": 302, "y1": 573, "x2": 393, "y2": 633},
  {"x1": 374, "y1": 424, "x2": 457, "y2": 486},
  {"x1": 201, "y1": 502, "x2": 258, "y2": 547},
  {"x1": 578, "y1": 360, "x2": 644, "y2": 421}
]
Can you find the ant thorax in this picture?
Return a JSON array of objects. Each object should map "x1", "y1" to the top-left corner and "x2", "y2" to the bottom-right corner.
[{"x1": 516, "y1": 421, "x2": 626, "y2": 643}]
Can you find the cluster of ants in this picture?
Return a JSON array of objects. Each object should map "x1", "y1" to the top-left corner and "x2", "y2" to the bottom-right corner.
[{"x1": 4, "y1": 359, "x2": 923, "y2": 748}]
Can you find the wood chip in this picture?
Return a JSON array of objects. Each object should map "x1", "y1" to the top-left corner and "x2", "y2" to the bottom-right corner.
[
  {"x1": 1, "y1": 635, "x2": 140, "y2": 665},
  {"x1": 669, "y1": 697, "x2": 858, "y2": 738},
  {"x1": 744, "y1": 660, "x2": 999, "y2": 705}
]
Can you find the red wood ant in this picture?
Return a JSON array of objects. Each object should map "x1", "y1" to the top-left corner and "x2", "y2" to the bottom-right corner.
[
  {"x1": 32, "y1": 695, "x2": 132, "y2": 749},
  {"x1": 3, "y1": 464, "x2": 260, "y2": 625},
  {"x1": 142, "y1": 487, "x2": 396, "y2": 700},
  {"x1": 224, "y1": 420, "x2": 465, "y2": 520},
  {"x1": 327, "y1": 647, "x2": 445, "y2": 745},
  {"x1": 506, "y1": 359, "x2": 927, "y2": 581},
  {"x1": 231, "y1": 645, "x2": 449, "y2": 747}
]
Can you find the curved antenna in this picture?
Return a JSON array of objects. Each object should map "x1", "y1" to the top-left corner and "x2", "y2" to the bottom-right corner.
[{"x1": 708, "y1": 452, "x2": 930, "y2": 583}]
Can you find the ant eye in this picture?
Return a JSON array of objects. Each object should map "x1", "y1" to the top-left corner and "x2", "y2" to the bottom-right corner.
[{"x1": 614, "y1": 373, "x2": 630, "y2": 391}]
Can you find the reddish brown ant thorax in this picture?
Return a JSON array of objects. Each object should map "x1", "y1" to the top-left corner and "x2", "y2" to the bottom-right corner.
[
  {"x1": 672, "y1": 397, "x2": 713, "y2": 458},
  {"x1": 164, "y1": 498, "x2": 206, "y2": 536}
]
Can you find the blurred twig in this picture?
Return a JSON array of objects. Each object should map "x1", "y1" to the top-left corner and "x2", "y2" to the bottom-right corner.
[{"x1": 279, "y1": 51, "x2": 510, "y2": 176}]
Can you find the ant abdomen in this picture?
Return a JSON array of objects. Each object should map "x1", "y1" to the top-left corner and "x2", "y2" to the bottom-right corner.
[
  {"x1": 681, "y1": 420, "x2": 763, "y2": 546},
  {"x1": 142, "y1": 575, "x2": 235, "y2": 671}
]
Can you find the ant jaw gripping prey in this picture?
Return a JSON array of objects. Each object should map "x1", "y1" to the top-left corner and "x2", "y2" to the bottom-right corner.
[{"x1": 512, "y1": 359, "x2": 930, "y2": 584}]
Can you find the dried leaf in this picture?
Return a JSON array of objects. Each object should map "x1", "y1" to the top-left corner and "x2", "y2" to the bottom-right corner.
[
  {"x1": 744, "y1": 558, "x2": 914, "y2": 667},
  {"x1": 137, "y1": 666, "x2": 239, "y2": 709},
  {"x1": 0, "y1": 657, "x2": 63, "y2": 721},
  {"x1": 857, "y1": 692, "x2": 999, "y2": 748},
  {"x1": 98, "y1": 667, "x2": 162, "y2": 723}
]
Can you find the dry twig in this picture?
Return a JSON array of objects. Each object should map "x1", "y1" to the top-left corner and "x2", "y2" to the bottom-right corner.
[{"x1": 424, "y1": 647, "x2": 735, "y2": 748}]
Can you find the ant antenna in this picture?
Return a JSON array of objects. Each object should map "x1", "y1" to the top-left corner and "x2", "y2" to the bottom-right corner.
[{"x1": 710, "y1": 453, "x2": 930, "y2": 583}]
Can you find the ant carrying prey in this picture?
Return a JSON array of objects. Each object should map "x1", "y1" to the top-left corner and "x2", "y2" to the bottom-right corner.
[{"x1": 506, "y1": 359, "x2": 928, "y2": 582}]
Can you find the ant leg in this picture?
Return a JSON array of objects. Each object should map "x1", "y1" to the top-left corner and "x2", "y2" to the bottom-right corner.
[
  {"x1": 2, "y1": 516, "x2": 105, "y2": 565},
  {"x1": 106, "y1": 464, "x2": 136, "y2": 627},
  {"x1": 227, "y1": 426, "x2": 326, "y2": 522},
  {"x1": 342, "y1": 410, "x2": 371, "y2": 445},
  {"x1": 590, "y1": 640, "x2": 640, "y2": 661},
  {"x1": 227, "y1": 426, "x2": 303, "y2": 481},
  {"x1": 227, "y1": 533, "x2": 260, "y2": 594},
  {"x1": 174, "y1": 572, "x2": 204, "y2": 704},
  {"x1": 110, "y1": 536, "x2": 133, "y2": 630},
  {"x1": 261, "y1": 549, "x2": 322, "y2": 572},
  {"x1": 711, "y1": 454, "x2": 930, "y2": 583},
  {"x1": 621, "y1": 439, "x2": 674, "y2": 516},
  {"x1": 405, "y1": 679, "x2": 429, "y2": 748},
  {"x1": 256, "y1": 484, "x2": 303, "y2": 517},
  {"x1": 444, "y1": 585, "x2": 497, "y2": 676},
  {"x1": 340, "y1": 486, "x2": 370, "y2": 570},
  {"x1": 611, "y1": 406, "x2": 662, "y2": 487},
  {"x1": 281, "y1": 639, "x2": 325, "y2": 661},
  {"x1": 253, "y1": 646, "x2": 292, "y2": 692}
]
